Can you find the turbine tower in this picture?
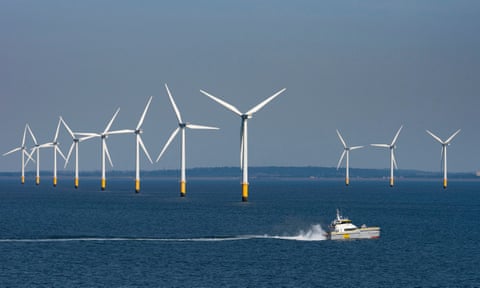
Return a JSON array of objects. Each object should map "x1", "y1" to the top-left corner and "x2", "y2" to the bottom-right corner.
[
  {"x1": 157, "y1": 84, "x2": 218, "y2": 197},
  {"x1": 200, "y1": 87, "x2": 286, "y2": 202},
  {"x1": 76, "y1": 108, "x2": 122, "y2": 191},
  {"x1": 108, "y1": 96, "x2": 154, "y2": 193},
  {"x1": 336, "y1": 129, "x2": 363, "y2": 186},
  {"x1": 426, "y1": 129, "x2": 461, "y2": 189},
  {"x1": 61, "y1": 117, "x2": 96, "y2": 189},
  {"x1": 32, "y1": 119, "x2": 67, "y2": 187},
  {"x1": 3, "y1": 124, "x2": 36, "y2": 184},
  {"x1": 371, "y1": 125, "x2": 403, "y2": 187}
]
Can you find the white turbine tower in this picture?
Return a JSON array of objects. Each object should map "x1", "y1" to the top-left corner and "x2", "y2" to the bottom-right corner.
[
  {"x1": 76, "y1": 108, "x2": 122, "y2": 191},
  {"x1": 336, "y1": 129, "x2": 364, "y2": 186},
  {"x1": 31, "y1": 119, "x2": 67, "y2": 187},
  {"x1": 3, "y1": 124, "x2": 36, "y2": 184},
  {"x1": 200, "y1": 87, "x2": 286, "y2": 202},
  {"x1": 426, "y1": 129, "x2": 461, "y2": 189},
  {"x1": 371, "y1": 125, "x2": 403, "y2": 187},
  {"x1": 157, "y1": 84, "x2": 218, "y2": 197},
  {"x1": 108, "y1": 96, "x2": 154, "y2": 193},
  {"x1": 61, "y1": 117, "x2": 96, "y2": 189}
]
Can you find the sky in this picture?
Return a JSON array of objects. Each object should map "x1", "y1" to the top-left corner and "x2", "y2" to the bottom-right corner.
[{"x1": 1, "y1": 0, "x2": 480, "y2": 174}]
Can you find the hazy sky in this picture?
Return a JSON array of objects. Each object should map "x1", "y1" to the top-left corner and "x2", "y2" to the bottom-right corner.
[{"x1": 1, "y1": 0, "x2": 480, "y2": 173}]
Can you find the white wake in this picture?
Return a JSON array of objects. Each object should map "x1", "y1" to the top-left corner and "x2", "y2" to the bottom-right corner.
[{"x1": 0, "y1": 224, "x2": 327, "y2": 243}]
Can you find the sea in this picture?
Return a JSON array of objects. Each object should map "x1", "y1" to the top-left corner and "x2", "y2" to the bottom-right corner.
[{"x1": 0, "y1": 176, "x2": 479, "y2": 287}]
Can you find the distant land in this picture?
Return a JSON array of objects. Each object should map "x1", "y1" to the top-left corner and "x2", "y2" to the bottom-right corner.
[{"x1": 1, "y1": 167, "x2": 479, "y2": 180}]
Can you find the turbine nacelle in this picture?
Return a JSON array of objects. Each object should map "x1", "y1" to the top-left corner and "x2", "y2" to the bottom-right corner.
[{"x1": 242, "y1": 114, "x2": 252, "y2": 120}]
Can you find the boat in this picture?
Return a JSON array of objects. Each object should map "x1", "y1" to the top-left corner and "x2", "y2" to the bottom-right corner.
[{"x1": 326, "y1": 209, "x2": 380, "y2": 240}]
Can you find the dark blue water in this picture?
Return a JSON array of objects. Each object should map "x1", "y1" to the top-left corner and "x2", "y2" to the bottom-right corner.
[{"x1": 1, "y1": 177, "x2": 479, "y2": 287}]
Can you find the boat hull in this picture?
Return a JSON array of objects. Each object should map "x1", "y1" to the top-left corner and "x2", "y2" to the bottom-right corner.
[{"x1": 328, "y1": 227, "x2": 380, "y2": 240}]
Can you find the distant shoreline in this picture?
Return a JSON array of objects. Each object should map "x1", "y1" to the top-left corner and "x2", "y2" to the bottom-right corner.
[{"x1": 0, "y1": 166, "x2": 478, "y2": 180}]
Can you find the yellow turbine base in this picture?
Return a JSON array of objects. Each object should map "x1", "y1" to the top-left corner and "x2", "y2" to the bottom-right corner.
[
  {"x1": 443, "y1": 178, "x2": 447, "y2": 189},
  {"x1": 345, "y1": 177, "x2": 349, "y2": 186},
  {"x1": 390, "y1": 178, "x2": 394, "y2": 187},
  {"x1": 36, "y1": 176, "x2": 40, "y2": 186},
  {"x1": 242, "y1": 183, "x2": 249, "y2": 202},
  {"x1": 101, "y1": 178, "x2": 106, "y2": 191},
  {"x1": 74, "y1": 178, "x2": 79, "y2": 189},
  {"x1": 135, "y1": 179, "x2": 140, "y2": 193},
  {"x1": 180, "y1": 181, "x2": 186, "y2": 197},
  {"x1": 53, "y1": 177, "x2": 57, "y2": 187},
  {"x1": 21, "y1": 176, "x2": 25, "y2": 185}
]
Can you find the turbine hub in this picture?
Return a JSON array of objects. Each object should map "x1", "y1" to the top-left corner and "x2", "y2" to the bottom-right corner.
[
  {"x1": 179, "y1": 123, "x2": 187, "y2": 128},
  {"x1": 242, "y1": 114, "x2": 252, "y2": 120}
]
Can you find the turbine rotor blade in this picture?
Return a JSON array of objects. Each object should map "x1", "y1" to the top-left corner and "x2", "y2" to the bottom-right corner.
[
  {"x1": 39, "y1": 143, "x2": 54, "y2": 148},
  {"x1": 156, "y1": 127, "x2": 180, "y2": 162},
  {"x1": 426, "y1": 130, "x2": 444, "y2": 144},
  {"x1": 138, "y1": 136, "x2": 153, "y2": 164},
  {"x1": 104, "y1": 108, "x2": 120, "y2": 134},
  {"x1": 391, "y1": 125, "x2": 403, "y2": 146},
  {"x1": 27, "y1": 125, "x2": 38, "y2": 145},
  {"x1": 79, "y1": 135, "x2": 97, "y2": 142},
  {"x1": 24, "y1": 149, "x2": 35, "y2": 163},
  {"x1": 336, "y1": 129, "x2": 347, "y2": 148},
  {"x1": 446, "y1": 129, "x2": 461, "y2": 144},
  {"x1": 200, "y1": 90, "x2": 243, "y2": 116},
  {"x1": 54, "y1": 118, "x2": 62, "y2": 142},
  {"x1": 56, "y1": 146, "x2": 67, "y2": 161},
  {"x1": 106, "y1": 129, "x2": 135, "y2": 135},
  {"x1": 136, "y1": 96, "x2": 153, "y2": 130},
  {"x1": 60, "y1": 117, "x2": 76, "y2": 139},
  {"x1": 371, "y1": 144, "x2": 390, "y2": 148},
  {"x1": 246, "y1": 88, "x2": 286, "y2": 115},
  {"x1": 350, "y1": 146, "x2": 364, "y2": 150},
  {"x1": 104, "y1": 142, "x2": 114, "y2": 167},
  {"x1": 337, "y1": 150, "x2": 346, "y2": 170},
  {"x1": 76, "y1": 132, "x2": 100, "y2": 137},
  {"x1": 392, "y1": 152, "x2": 398, "y2": 169},
  {"x1": 165, "y1": 84, "x2": 183, "y2": 124},
  {"x1": 186, "y1": 124, "x2": 219, "y2": 130},
  {"x1": 3, "y1": 147, "x2": 21, "y2": 156},
  {"x1": 64, "y1": 143, "x2": 75, "y2": 168},
  {"x1": 22, "y1": 124, "x2": 28, "y2": 146},
  {"x1": 25, "y1": 148, "x2": 36, "y2": 166}
]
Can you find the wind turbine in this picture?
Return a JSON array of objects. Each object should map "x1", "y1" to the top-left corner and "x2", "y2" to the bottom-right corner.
[
  {"x1": 3, "y1": 124, "x2": 36, "y2": 184},
  {"x1": 371, "y1": 125, "x2": 403, "y2": 187},
  {"x1": 107, "y1": 96, "x2": 154, "y2": 193},
  {"x1": 31, "y1": 119, "x2": 67, "y2": 187},
  {"x1": 200, "y1": 87, "x2": 286, "y2": 202},
  {"x1": 61, "y1": 117, "x2": 97, "y2": 189},
  {"x1": 426, "y1": 129, "x2": 461, "y2": 189},
  {"x1": 76, "y1": 108, "x2": 122, "y2": 191},
  {"x1": 336, "y1": 129, "x2": 364, "y2": 186},
  {"x1": 157, "y1": 85, "x2": 218, "y2": 197}
]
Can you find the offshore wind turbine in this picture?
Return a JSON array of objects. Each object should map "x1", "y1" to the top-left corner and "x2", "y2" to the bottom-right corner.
[
  {"x1": 200, "y1": 87, "x2": 286, "y2": 202},
  {"x1": 107, "y1": 96, "x2": 154, "y2": 193},
  {"x1": 371, "y1": 125, "x2": 403, "y2": 187},
  {"x1": 157, "y1": 85, "x2": 218, "y2": 197},
  {"x1": 3, "y1": 124, "x2": 36, "y2": 184},
  {"x1": 76, "y1": 108, "x2": 122, "y2": 191},
  {"x1": 31, "y1": 119, "x2": 67, "y2": 187},
  {"x1": 61, "y1": 117, "x2": 96, "y2": 189},
  {"x1": 426, "y1": 129, "x2": 461, "y2": 189},
  {"x1": 336, "y1": 129, "x2": 364, "y2": 186}
]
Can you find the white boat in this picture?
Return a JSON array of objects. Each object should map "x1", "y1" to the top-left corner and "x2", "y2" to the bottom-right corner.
[{"x1": 327, "y1": 209, "x2": 380, "y2": 240}]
